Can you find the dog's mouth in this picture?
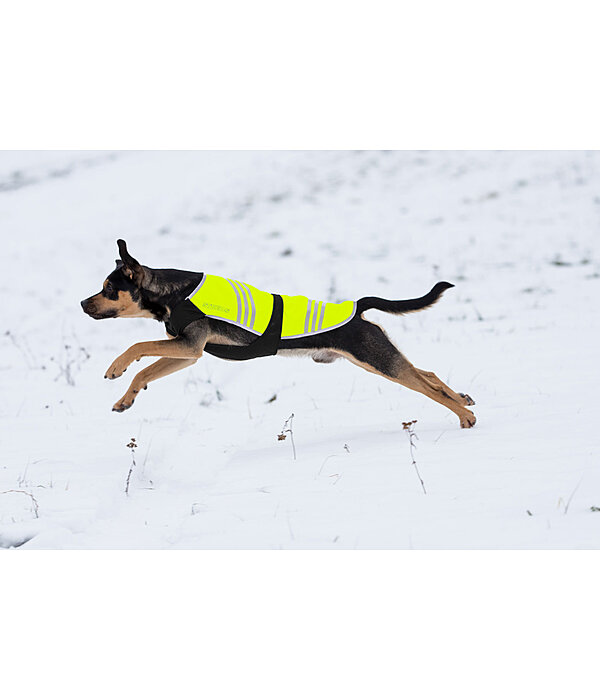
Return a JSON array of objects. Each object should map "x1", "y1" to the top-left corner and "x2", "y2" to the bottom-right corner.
[
  {"x1": 81, "y1": 299, "x2": 118, "y2": 319},
  {"x1": 84, "y1": 309, "x2": 118, "y2": 320},
  {"x1": 90, "y1": 310, "x2": 117, "y2": 320}
]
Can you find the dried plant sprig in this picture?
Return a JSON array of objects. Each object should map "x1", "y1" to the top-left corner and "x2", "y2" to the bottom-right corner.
[
  {"x1": 50, "y1": 336, "x2": 91, "y2": 386},
  {"x1": 557, "y1": 476, "x2": 584, "y2": 515},
  {"x1": 277, "y1": 413, "x2": 297, "y2": 460},
  {"x1": 402, "y1": 420, "x2": 426, "y2": 495},
  {"x1": 125, "y1": 437, "x2": 138, "y2": 495}
]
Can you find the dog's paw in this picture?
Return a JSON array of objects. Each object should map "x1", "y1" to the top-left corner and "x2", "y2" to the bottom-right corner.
[
  {"x1": 112, "y1": 384, "x2": 147, "y2": 412},
  {"x1": 112, "y1": 395, "x2": 135, "y2": 412},
  {"x1": 460, "y1": 411, "x2": 477, "y2": 429},
  {"x1": 105, "y1": 354, "x2": 132, "y2": 380},
  {"x1": 459, "y1": 392, "x2": 476, "y2": 406}
]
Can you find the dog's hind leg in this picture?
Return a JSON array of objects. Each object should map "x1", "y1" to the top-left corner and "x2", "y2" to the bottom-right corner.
[
  {"x1": 112, "y1": 358, "x2": 197, "y2": 412},
  {"x1": 338, "y1": 322, "x2": 476, "y2": 428},
  {"x1": 415, "y1": 369, "x2": 475, "y2": 406}
]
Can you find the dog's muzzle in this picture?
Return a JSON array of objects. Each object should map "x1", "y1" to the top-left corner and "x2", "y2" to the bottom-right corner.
[{"x1": 81, "y1": 297, "x2": 113, "y2": 319}]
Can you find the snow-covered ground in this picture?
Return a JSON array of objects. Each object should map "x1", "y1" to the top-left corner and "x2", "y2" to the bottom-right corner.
[{"x1": 1, "y1": 150, "x2": 599, "y2": 549}]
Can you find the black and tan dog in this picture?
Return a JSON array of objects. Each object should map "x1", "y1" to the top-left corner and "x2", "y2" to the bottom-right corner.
[{"x1": 81, "y1": 240, "x2": 476, "y2": 428}]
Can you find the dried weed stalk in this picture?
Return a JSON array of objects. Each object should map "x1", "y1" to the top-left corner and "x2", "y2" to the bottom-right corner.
[
  {"x1": 1, "y1": 489, "x2": 39, "y2": 518},
  {"x1": 51, "y1": 338, "x2": 90, "y2": 386},
  {"x1": 402, "y1": 420, "x2": 426, "y2": 495},
  {"x1": 125, "y1": 437, "x2": 138, "y2": 495},
  {"x1": 277, "y1": 413, "x2": 297, "y2": 460}
]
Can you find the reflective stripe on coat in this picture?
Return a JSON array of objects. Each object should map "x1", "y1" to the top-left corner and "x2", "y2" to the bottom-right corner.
[{"x1": 187, "y1": 274, "x2": 356, "y2": 338}]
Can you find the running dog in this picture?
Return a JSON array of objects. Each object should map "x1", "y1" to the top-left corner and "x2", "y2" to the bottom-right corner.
[{"x1": 80, "y1": 240, "x2": 476, "y2": 427}]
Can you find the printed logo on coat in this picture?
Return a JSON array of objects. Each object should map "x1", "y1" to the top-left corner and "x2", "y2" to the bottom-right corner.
[{"x1": 201, "y1": 302, "x2": 231, "y2": 313}]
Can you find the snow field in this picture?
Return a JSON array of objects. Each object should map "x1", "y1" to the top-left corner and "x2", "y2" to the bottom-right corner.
[{"x1": 1, "y1": 150, "x2": 599, "y2": 548}]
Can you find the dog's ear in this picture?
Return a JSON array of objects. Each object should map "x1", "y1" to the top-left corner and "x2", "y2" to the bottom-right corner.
[
  {"x1": 117, "y1": 239, "x2": 140, "y2": 266},
  {"x1": 116, "y1": 239, "x2": 145, "y2": 285}
]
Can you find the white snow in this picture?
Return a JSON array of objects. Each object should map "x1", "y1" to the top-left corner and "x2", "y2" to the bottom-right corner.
[{"x1": 1, "y1": 150, "x2": 599, "y2": 548}]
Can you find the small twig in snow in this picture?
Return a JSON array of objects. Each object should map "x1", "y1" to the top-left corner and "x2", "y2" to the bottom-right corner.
[
  {"x1": 277, "y1": 413, "x2": 297, "y2": 460},
  {"x1": 402, "y1": 420, "x2": 426, "y2": 495},
  {"x1": 5, "y1": 330, "x2": 38, "y2": 369},
  {"x1": 50, "y1": 334, "x2": 90, "y2": 386},
  {"x1": 1, "y1": 489, "x2": 39, "y2": 518},
  {"x1": 562, "y1": 477, "x2": 584, "y2": 515},
  {"x1": 317, "y1": 454, "x2": 338, "y2": 478},
  {"x1": 286, "y1": 512, "x2": 295, "y2": 540},
  {"x1": 125, "y1": 437, "x2": 138, "y2": 495}
]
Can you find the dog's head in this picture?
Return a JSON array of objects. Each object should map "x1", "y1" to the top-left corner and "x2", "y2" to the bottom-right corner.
[{"x1": 80, "y1": 240, "x2": 154, "y2": 320}]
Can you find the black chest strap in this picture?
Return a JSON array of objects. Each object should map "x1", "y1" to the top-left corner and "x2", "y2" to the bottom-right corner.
[
  {"x1": 165, "y1": 294, "x2": 283, "y2": 361},
  {"x1": 165, "y1": 299, "x2": 206, "y2": 338}
]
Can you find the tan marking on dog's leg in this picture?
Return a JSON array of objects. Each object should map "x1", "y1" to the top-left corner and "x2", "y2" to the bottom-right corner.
[
  {"x1": 112, "y1": 358, "x2": 197, "y2": 412},
  {"x1": 395, "y1": 366, "x2": 476, "y2": 428},
  {"x1": 105, "y1": 337, "x2": 205, "y2": 379},
  {"x1": 416, "y1": 369, "x2": 475, "y2": 406},
  {"x1": 336, "y1": 350, "x2": 476, "y2": 428}
]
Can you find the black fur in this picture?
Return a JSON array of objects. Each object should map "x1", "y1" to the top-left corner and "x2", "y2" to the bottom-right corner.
[
  {"x1": 356, "y1": 282, "x2": 454, "y2": 315},
  {"x1": 136, "y1": 268, "x2": 203, "y2": 322}
]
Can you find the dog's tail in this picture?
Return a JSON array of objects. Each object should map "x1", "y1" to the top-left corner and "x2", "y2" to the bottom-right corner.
[{"x1": 356, "y1": 281, "x2": 454, "y2": 316}]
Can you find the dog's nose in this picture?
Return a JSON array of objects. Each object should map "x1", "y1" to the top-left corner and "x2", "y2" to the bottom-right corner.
[{"x1": 80, "y1": 299, "x2": 87, "y2": 309}]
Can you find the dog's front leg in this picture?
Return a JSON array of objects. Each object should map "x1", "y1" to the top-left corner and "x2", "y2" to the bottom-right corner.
[
  {"x1": 105, "y1": 334, "x2": 206, "y2": 380},
  {"x1": 112, "y1": 357, "x2": 198, "y2": 412}
]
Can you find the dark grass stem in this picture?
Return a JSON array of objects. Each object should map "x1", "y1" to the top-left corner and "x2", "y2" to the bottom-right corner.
[{"x1": 125, "y1": 438, "x2": 138, "y2": 495}]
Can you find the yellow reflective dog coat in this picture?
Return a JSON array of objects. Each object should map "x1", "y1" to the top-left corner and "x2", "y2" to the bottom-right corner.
[
  {"x1": 165, "y1": 273, "x2": 357, "y2": 361},
  {"x1": 186, "y1": 274, "x2": 356, "y2": 339}
]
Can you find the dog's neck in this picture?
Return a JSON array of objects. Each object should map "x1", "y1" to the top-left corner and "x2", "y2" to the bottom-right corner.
[{"x1": 140, "y1": 267, "x2": 204, "y2": 323}]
